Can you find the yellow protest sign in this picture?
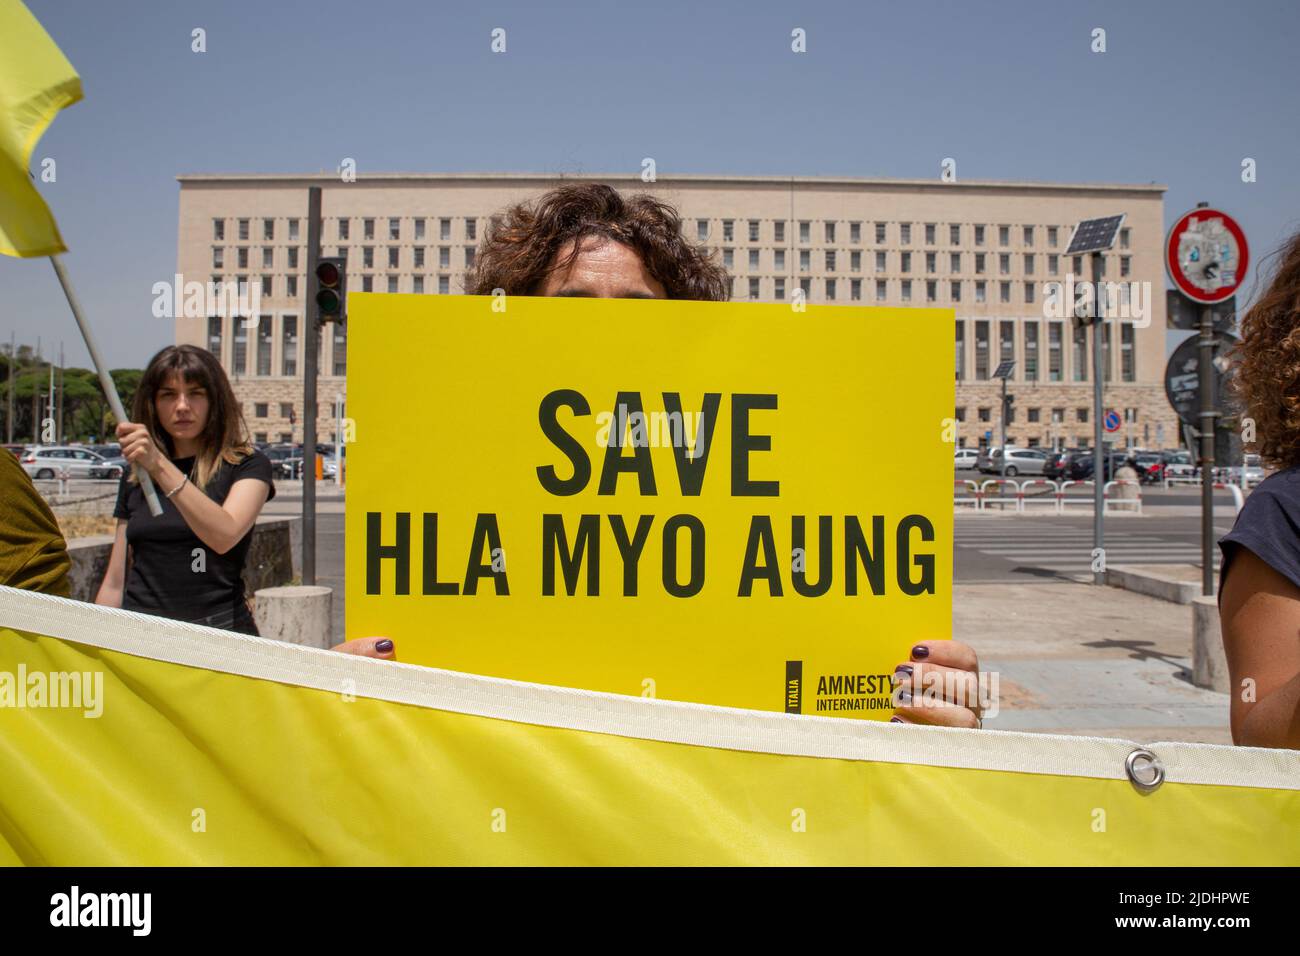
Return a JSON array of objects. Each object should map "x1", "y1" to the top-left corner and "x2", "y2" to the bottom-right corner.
[{"x1": 345, "y1": 294, "x2": 953, "y2": 717}]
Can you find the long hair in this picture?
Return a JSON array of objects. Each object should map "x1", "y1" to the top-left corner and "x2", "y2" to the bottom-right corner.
[
  {"x1": 1232, "y1": 228, "x2": 1300, "y2": 469},
  {"x1": 465, "y1": 182, "x2": 731, "y2": 301},
  {"x1": 131, "y1": 344, "x2": 252, "y2": 490}
]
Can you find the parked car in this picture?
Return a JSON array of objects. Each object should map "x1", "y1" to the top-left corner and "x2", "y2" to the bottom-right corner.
[
  {"x1": 977, "y1": 446, "x2": 1049, "y2": 477},
  {"x1": 954, "y1": 448, "x2": 978, "y2": 470},
  {"x1": 3, "y1": 443, "x2": 26, "y2": 459},
  {"x1": 1067, "y1": 451, "x2": 1129, "y2": 482},
  {"x1": 20, "y1": 445, "x2": 124, "y2": 480},
  {"x1": 1222, "y1": 454, "x2": 1265, "y2": 485},
  {"x1": 1042, "y1": 448, "x2": 1085, "y2": 481},
  {"x1": 1162, "y1": 449, "x2": 1195, "y2": 479}
]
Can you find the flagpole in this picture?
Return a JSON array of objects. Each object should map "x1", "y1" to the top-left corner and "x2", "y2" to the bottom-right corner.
[{"x1": 49, "y1": 254, "x2": 163, "y2": 516}]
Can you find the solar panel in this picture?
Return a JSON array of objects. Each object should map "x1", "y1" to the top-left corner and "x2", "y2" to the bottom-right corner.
[
  {"x1": 993, "y1": 361, "x2": 1016, "y2": 379},
  {"x1": 1065, "y1": 214, "x2": 1126, "y2": 255}
]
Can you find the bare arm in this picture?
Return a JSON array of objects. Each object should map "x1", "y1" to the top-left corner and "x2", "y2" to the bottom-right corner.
[
  {"x1": 151, "y1": 457, "x2": 269, "y2": 555},
  {"x1": 1219, "y1": 547, "x2": 1300, "y2": 748},
  {"x1": 94, "y1": 520, "x2": 128, "y2": 607}
]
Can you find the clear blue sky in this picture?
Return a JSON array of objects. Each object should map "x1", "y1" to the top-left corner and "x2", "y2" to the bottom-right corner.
[{"x1": 3, "y1": 0, "x2": 1297, "y2": 368}]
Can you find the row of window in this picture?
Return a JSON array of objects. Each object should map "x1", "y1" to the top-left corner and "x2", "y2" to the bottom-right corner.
[
  {"x1": 214, "y1": 216, "x2": 483, "y2": 243},
  {"x1": 955, "y1": 319, "x2": 1137, "y2": 383},
  {"x1": 955, "y1": 405, "x2": 1142, "y2": 425},
  {"x1": 697, "y1": 219, "x2": 1132, "y2": 250},
  {"x1": 717, "y1": 248, "x2": 1131, "y2": 277},
  {"x1": 211, "y1": 245, "x2": 476, "y2": 272},
  {"x1": 207, "y1": 315, "x2": 346, "y2": 379},
  {"x1": 732, "y1": 275, "x2": 1133, "y2": 306},
  {"x1": 206, "y1": 273, "x2": 458, "y2": 298}
]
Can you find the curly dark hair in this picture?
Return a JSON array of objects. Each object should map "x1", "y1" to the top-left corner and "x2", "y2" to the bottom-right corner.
[
  {"x1": 1233, "y1": 228, "x2": 1300, "y2": 469},
  {"x1": 465, "y1": 182, "x2": 731, "y2": 301}
]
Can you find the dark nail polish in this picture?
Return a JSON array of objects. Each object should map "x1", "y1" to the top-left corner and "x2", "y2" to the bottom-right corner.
[
  {"x1": 911, "y1": 644, "x2": 930, "y2": 659},
  {"x1": 898, "y1": 690, "x2": 912, "y2": 705},
  {"x1": 895, "y1": 664, "x2": 913, "y2": 677},
  {"x1": 375, "y1": 639, "x2": 394, "y2": 653},
  {"x1": 889, "y1": 717, "x2": 904, "y2": 723}
]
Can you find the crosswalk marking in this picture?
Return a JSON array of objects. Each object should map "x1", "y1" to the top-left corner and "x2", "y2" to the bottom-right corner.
[{"x1": 954, "y1": 520, "x2": 1223, "y2": 575}]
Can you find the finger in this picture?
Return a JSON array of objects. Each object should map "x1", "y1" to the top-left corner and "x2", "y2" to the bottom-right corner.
[
  {"x1": 893, "y1": 661, "x2": 982, "y2": 713},
  {"x1": 892, "y1": 697, "x2": 980, "y2": 729},
  {"x1": 330, "y1": 637, "x2": 397, "y2": 661},
  {"x1": 909, "y1": 639, "x2": 978, "y2": 673}
]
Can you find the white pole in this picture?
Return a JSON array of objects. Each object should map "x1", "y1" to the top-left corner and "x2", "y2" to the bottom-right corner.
[{"x1": 49, "y1": 255, "x2": 163, "y2": 516}]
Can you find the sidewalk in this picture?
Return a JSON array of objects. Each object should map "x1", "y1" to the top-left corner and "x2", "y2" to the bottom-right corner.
[{"x1": 957, "y1": 581, "x2": 1230, "y2": 744}]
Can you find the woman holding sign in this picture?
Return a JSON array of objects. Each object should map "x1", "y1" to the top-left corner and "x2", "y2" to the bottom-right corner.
[
  {"x1": 95, "y1": 345, "x2": 275, "y2": 635},
  {"x1": 335, "y1": 183, "x2": 984, "y2": 729}
]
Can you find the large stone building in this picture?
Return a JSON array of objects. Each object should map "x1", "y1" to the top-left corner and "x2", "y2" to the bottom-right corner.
[{"x1": 174, "y1": 172, "x2": 1178, "y2": 449}]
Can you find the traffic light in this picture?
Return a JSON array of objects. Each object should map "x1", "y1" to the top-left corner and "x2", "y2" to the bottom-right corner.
[
  {"x1": 1003, "y1": 392, "x2": 1015, "y2": 422},
  {"x1": 315, "y1": 256, "x2": 347, "y2": 323}
]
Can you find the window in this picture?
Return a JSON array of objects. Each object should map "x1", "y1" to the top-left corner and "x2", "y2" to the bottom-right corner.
[
  {"x1": 465, "y1": 219, "x2": 477, "y2": 241},
  {"x1": 207, "y1": 316, "x2": 223, "y2": 361},
  {"x1": 1028, "y1": 408, "x2": 1040, "y2": 423},
  {"x1": 926, "y1": 280, "x2": 937, "y2": 302},
  {"x1": 900, "y1": 223, "x2": 912, "y2": 244},
  {"x1": 362, "y1": 276, "x2": 373, "y2": 292},
  {"x1": 1048, "y1": 226, "x2": 1058, "y2": 247},
  {"x1": 213, "y1": 219, "x2": 224, "y2": 241},
  {"x1": 363, "y1": 218, "x2": 375, "y2": 240},
  {"x1": 824, "y1": 250, "x2": 835, "y2": 271},
  {"x1": 875, "y1": 280, "x2": 887, "y2": 301},
  {"x1": 1121, "y1": 256, "x2": 1131, "y2": 277},
  {"x1": 1122, "y1": 323, "x2": 1135, "y2": 381},
  {"x1": 413, "y1": 276, "x2": 424, "y2": 294},
  {"x1": 332, "y1": 322, "x2": 346, "y2": 377},
  {"x1": 901, "y1": 280, "x2": 912, "y2": 302},
  {"x1": 237, "y1": 248, "x2": 248, "y2": 269},
  {"x1": 440, "y1": 218, "x2": 451, "y2": 240},
  {"x1": 1023, "y1": 225, "x2": 1034, "y2": 246},
  {"x1": 262, "y1": 247, "x2": 274, "y2": 269},
  {"x1": 287, "y1": 247, "x2": 299, "y2": 270},
  {"x1": 261, "y1": 275, "x2": 272, "y2": 297},
  {"x1": 748, "y1": 278, "x2": 761, "y2": 300},
  {"x1": 254, "y1": 402, "x2": 268, "y2": 418},
  {"x1": 875, "y1": 251, "x2": 887, "y2": 272},
  {"x1": 850, "y1": 279, "x2": 861, "y2": 300},
  {"x1": 999, "y1": 321, "x2": 1015, "y2": 365},
  {"x1": 799, "y1": 221, "x2": 810, "y2": 243},
  {"x1": 414, "y1": 219, "x2": 425, "y2": 240},
  {"x1": 800, "y1": 250, "x2": 810, "y2": 271},
  {"x1": 1072, "y1": 255, "x2": 1083, "y2": 274},
  {"x1": 439, "y1": 247, "x2": 450, "y2": 268},
  {"x1": 722, "y1": 220, "x2": 734, "y2": 242},
  {"x1": 999, "y1": 225, "x2": 1010, "y2": 246},
  {"x1": 1077, "y1": 407, "x2": 1088, "y2": 423},
  {"x1": 999, "y1": 253, "x2": 1010, "y2": 275},
  {"x1": 875, "y1": 222, "x2": 886, "y2": 243},
  {"x1": 1120, "y1": 227, "x2": 1130, "y2": 249},
  {"x1": 232, "y1": 319, "x2": 247, "y2": 375},
  {"x1": 723, "y1": 248, "x2": 734, "y2": 270},
  {"x1": 749, "y1": 220, "x2": 760, "y2": 242},
  {"x1": 388, "y1": 247, "x2": 399, "y2": 268},
  {"x1": 951, "y1": 280, "x2": 961, "y2": 302},
  {"x1": 1048, "y1": 322, "x2": 1062, "y2": 381},
  {"x1": 1023, "y1": 254, "x2": 1034, "y2": 275},
  {"x1": 825, "y1": 222, "x2": 835, "y2": 243},
  {"x1": 825, "y1": 279, "x2": 836, "y2": 300},
  {"x1": 750, "y1": 249, "x2": 760, "y2": 270},
  {"x1": 281, "y1": 315, "x2": 297, "y2": 376},
  {"x1": 338, "y1": 219, "x2": 350, "y2": 240},
  {"x1": 262, "y1": 219, "x2": 274, "y2": 241},
  {"x1": 388, "y1": 275, "x2": 398, "y2": 294},
  {"x1": 363, "y1": 247, "x2": 374, "y2": 268},
  {"x1": 925, "y1": 252, "x2": 936, "y2": 273},
  {"x1": 950, "y1": 224, "x2": 961, "y2": 245},
  {"x1": 774, "y1": 221, "x2": 785, "y2": 242},
  {"x1": 975, "y1": 321, "x2": 989, "y2": 379},
  {"x1": 775, "y1": 277, "x2": 785, "y2": 300},
  {"x1": 850, "y1": 222, "x2": 861, "y2": 243},
  {"x1": 955, "y1": 322, "x2": 965, "y2": 380},
  {"x1": 414, "y1": 247, "x2": 425, "y2": 268},
  {"x1": 697, "y1": 219, "x2": 709, "y2": 241},
  {"x1": 1000, "y1": 282, "x2": 1011, "y2": 303},
  {"x1": 901, "y1": 252, "x2": 912, "y2": 273},
  {"x1": 438, "y1": 275, "x2": 449, "y2": 294},
  {"x1": 1048, "y1": 254, "x2": 1059, "y2": 275},
  {"x1": 1024, "y1": 323, "x2": 1039, "y2": 381},
  {"x1": 950, "y1": 252, "x2": 961, "y2": 272},
  {"x1": 978, "y1": 407, "x2": 991, "y2": 422},
  {"x1": 389, "y1": 218, "x2": 401, "y2": 240},
  {"x1": 974, "y1": 225, "x2": 985, "y2": 246},
  {"x1": 212, "y1": 247, "x2": 224, "y2": 269},
  {"x1": 975, "y1": 281, "x2": 986, "y2": 303},
  {"x1": 286, "y1": 276, "x2": 297, "y2": 297},
  {"x1": 975, "y1": 253, "x2": 986, "y2": 274},
  {"x1": 255, "y1": 321, "x2": 272, "y2": 376},
  {"x1": 1024, "y1": 283, "x2": 1035, "y2": 304},
  {"x1": 799, "y1": 277, "x2": 811, "y2": 297},
  {"x1": 925, "y1": 223, "x2": 936, "y2": 244},
  {"x1": 238, "y1": 219, "x2": 249, "y2": 241},
  {"x1": 850, "y1": 251, "x2": 860, "y2": 271}
]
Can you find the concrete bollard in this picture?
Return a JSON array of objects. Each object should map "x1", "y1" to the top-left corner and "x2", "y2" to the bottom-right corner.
[
  {"x1": 1191, "y1": 595, "x2": 1229, "y2": 693},
  {"x1": 255, "y1": 585, "x2": 333, "y2": 649}
]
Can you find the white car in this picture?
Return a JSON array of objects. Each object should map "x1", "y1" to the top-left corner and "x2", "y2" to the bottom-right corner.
[
  {"x1": 21, "y1": 445, "x2": 124, "y2": 480},
  {"x1": 954, "y1": 448, "x2": 978, "y2": 469}
]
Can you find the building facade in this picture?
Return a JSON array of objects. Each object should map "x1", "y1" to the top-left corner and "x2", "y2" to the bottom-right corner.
[{"x1": 175, "y1": 173, "x2": 1177, "y2": 449}]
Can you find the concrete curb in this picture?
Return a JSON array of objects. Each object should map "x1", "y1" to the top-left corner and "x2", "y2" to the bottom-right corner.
[
  {"x1": 1105, "y1": 565, "x2": 1201, "y2": 605},
  {"x1": 1191, "y1": 595, "x2": 1229, "y2": 693}
]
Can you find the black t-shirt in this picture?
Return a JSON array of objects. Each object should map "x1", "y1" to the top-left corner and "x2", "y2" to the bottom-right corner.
[
  {"x1": 113, "y1": 451, "x2": 275, "y2": 626},
  {"x1": 1218, "y1": 466, "x2": 1300, "y2": 599}
]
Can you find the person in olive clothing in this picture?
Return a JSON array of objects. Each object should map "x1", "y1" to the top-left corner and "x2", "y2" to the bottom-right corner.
[{"x1": 0, "y1": 447, "x2": 71, "y2": 595}]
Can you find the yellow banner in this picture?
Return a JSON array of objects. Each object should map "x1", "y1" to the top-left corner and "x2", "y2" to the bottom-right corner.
[{"x1": 346, "y1": 295, "x2": 954, "y2": 717}]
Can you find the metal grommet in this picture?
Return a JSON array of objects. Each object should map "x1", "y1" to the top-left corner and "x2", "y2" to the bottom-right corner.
[{"x1": 1125, "y1": 748, "x2": 1165, "y2": 794}]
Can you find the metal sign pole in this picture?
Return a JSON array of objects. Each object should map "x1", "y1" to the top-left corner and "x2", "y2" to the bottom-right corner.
[
  {"x1": 999, "y1": 375, "x2": 1007, "y2": 478},
  {"x1": 1198, "y1": 304, "x2": 1216, "y2": 596},
  {"x1": 1091, "y1": 252, "x2": 1105, "y2": 585},
  {"x1": 302, "y1": 186, "x2": 322, "y2": 586}
]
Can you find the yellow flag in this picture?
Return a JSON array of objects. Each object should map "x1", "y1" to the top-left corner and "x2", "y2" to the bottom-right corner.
[
  {"x1": 2, "y1": 585, "x2": 1297, "y2": 866},
  {"x1": 0, "y1": 0, "x2": 82, "y2": 258}
]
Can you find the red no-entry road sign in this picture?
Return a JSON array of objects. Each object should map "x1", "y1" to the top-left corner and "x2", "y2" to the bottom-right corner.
[{"x1": 1165, "y1": 207, "x2": 1249, "y2": 304}]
